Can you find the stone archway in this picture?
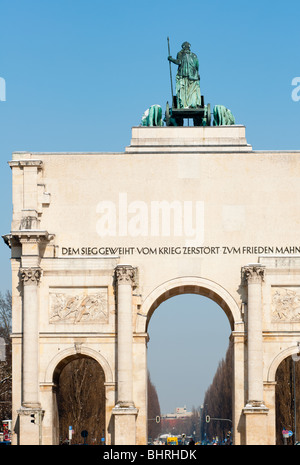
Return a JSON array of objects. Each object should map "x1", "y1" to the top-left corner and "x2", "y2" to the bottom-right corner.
[
  {"x1": 267, "y1": 346, "x2": 300, "y2": 383},
  {"x1": 265, "y1": 345, "x2": 300, "y2": 444},
  {"x1": 267, "y1": 345, "x2": 300, "y2": 444},
  {"x1": 44, "y1": 346, "x2": 114, "y2": 385},
  {"x1": 135, "y1": 275, "x2": 244, "y2": 445},
  {"x1": 137, "y1": 276, "x2": 242, "y2": 334},
  {"x1": 40, "y1": 347, "x2": 115, "y2": 445}
]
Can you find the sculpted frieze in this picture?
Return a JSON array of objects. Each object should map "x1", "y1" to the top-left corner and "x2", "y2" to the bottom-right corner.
[
  {"x1": 49, "y1": 288, "x2": 108, "y2": 324},
  {"x1": 272, "y1": 287, "x2": 300, "y2": 321}
]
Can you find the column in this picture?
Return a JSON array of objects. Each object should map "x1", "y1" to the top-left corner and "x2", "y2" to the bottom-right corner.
[
  {"x1": 115, "y1": 264, "x2": 135, "y2": 407},
  {"x1": 242, "y1": 264, "x2": 268, "y2": 445},
  {"x1": 20, "y1": 266, "x2": 42, "y2": 408},
  {"x1": 243, "y1": 264, "x2": 265, "y2": 406},
  {"x1": 112, "y1": 264, "x2": 138, "y2": 445},
  {"x1": 18, "y1": 232, "x2": 51, "y2": 408},
  {"x1": 18, "y1": 264, "x2": 45, "y2": 445}
]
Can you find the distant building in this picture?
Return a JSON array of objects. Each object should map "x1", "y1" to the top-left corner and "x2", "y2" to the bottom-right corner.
[{"x1": 161, "y1": 406, "x2": 193, "y2": 420}]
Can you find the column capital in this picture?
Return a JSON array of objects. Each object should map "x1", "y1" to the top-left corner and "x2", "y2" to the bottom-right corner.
[
  {"x1": 20, "y1": 267, "x2": 42, "y2": 285},
  {"x1": 115, "y1": 265, "x2": 136, "y2": 286},
  {"x1": 242, "y1": 264, "x2": 265, "y2": 284}
]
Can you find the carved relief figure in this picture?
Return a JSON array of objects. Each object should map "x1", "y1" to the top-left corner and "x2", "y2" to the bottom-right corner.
[
  {"x1": 50, "y1": 289, "x2": 108, "y2": 324},
  {"x1": 272, "y1": 287, "x2": 300, "y2": 321}
]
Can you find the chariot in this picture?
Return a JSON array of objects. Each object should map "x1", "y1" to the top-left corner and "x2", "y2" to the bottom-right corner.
[{"x1": 165, "y1": 96, "x2": 211, "y2": 127}]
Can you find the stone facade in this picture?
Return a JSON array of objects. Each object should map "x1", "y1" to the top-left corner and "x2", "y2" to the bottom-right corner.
[{"x1": 3, "y1": 125, "x2": 300, "y2": 445}]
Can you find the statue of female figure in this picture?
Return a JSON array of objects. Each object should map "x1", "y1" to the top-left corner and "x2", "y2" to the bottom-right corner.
[{"x1": 168, "y1": 42, "x2": 201, "y2": 109}]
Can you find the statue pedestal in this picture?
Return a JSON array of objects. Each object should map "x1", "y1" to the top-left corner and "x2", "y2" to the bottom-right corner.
[{"x1": 126, "y1": 125, "x2": 252, "y2": 153}]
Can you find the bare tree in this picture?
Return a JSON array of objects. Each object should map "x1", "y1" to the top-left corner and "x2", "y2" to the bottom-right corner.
[
  {"x1": 0, "y1": 291, "x2": 11, "y2": 343},
  {"x1": 147, "y1": 371, "x2": 161, "y2": 441},
  {"x1": 0, "y1": 291, "x2": 12, "y2": 423},
  {"x1": 57, "y1": 357, "x2": 105, "y2": 444},
  {"x1": 201, "y1": 342, "x2": 233, "y2": 443},
  {"x1": 275, "y1": 355, "x2": 300, "y2": 444}
]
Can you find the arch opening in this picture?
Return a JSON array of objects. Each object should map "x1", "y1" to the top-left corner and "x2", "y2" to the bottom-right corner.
[
  {"x1": 140, "y1": 277, "x2": 241, "y2": 335},
  {"x1": 55, "y1": 355, "x2": 106, "y2": 445},
  {"x1": 147, "y1": 292, "x2": 232, "y2": 444},
  {"x1": 274, "y1": 350, "x2": 300, "y2": 445}
]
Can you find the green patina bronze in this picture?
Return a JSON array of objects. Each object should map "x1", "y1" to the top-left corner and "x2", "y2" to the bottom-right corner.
[
  {"x1": 168, "y1": 41, "x2": 201, "y2": 109},
  {"x1": 141, "y1": 105, "x2": 163, "y2": 126},
  {"x1": 213, "y1": 105, "x2": 235, "y2": 126},
  {"x1": 139, "y1": 40, "x2": 236, "y2": 128},
  {"x1": 165, "y1": 39, "x2": 211, "y2": 127}
]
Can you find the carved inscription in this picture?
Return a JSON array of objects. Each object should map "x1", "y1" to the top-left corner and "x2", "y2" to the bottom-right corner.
[
  {"x1": 49, "y1": 288, "x2": 108, "y2": 324},
  {"x1": 272, "y1": 287, "x2": 300, "y2": 321}
]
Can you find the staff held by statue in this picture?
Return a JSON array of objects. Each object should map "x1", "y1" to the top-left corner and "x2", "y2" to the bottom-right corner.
[{"x1": 167, "y1": 37, "x2": 174, "y2": 104}]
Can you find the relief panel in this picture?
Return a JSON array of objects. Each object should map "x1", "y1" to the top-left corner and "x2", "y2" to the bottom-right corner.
[
  {"x1": 271, "y1": 287, "x2": 300, "y2": 322},
  {"x1": 49, "y1": 287, "x2": 108, "y2": 324}
]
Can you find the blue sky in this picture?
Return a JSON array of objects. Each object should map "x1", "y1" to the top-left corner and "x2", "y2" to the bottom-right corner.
[{"x1": 0, "y1": 0, "x2": 299, "y2": 413}]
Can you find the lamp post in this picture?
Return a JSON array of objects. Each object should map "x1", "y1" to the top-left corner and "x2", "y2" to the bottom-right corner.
[{"x1": 199, "y1": 405, "x2": 203, "y2": 443}]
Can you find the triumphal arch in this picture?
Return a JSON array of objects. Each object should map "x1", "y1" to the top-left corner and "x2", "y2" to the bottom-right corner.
[{"x1": 3, "y1": 123, "x2": 300, "y2": 445}]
